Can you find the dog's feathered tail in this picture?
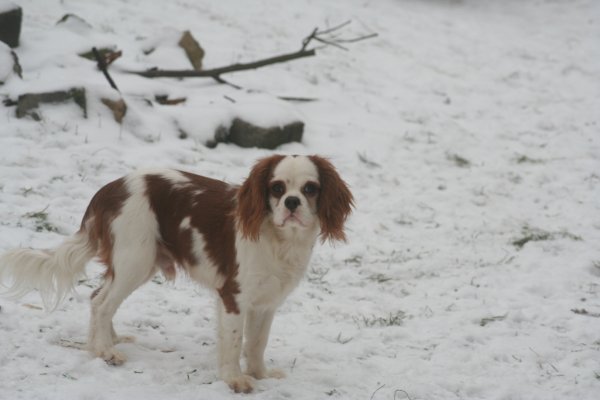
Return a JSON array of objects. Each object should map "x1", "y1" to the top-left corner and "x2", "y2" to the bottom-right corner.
[{"x1": 0, "y1": 232, "x2": 96, "y2": 310}]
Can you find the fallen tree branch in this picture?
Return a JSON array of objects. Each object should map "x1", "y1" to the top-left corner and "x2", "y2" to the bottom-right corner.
[
  {"x1": 205, "y1": 74, "x2": 318, "y2": 102},
  {"x1": 276, "y1": 95, "x2": 318, "y2": 102},
  {"x1": 131, "y1": 48, "x2": 316, "y2": 79},
  {"x1": 127, "y1": 21, "x2": 376, "y2": 80}
]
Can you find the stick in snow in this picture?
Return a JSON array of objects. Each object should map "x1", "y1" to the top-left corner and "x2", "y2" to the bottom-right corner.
[{"x1": 127, "y1": 22, "x2": 377, "y2": 80}]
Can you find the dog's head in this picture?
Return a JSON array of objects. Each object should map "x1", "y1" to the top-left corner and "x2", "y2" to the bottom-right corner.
[{"x1": 237, "y1": 155, "x2": 354, "y2": 242}]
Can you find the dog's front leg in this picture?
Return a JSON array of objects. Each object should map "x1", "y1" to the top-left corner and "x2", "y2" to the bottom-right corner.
[
  {"x1": 217, "y1": 301, "x2": 253, "y2": 393},
  {"x1": 244, "y1": 308, "x2": 285, "y2": 380}
]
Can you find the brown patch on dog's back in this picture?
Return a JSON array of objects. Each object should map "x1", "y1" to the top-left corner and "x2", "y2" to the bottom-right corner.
[
  {"x1": 144, "y1": 174, "x2": 197, "y2": 268},
  {"x1": 180, "y1": 172, "x2": 239, "y2": 277},
  {"x1": 145, "y1": 172, "x2": 242, "y2": 313}
]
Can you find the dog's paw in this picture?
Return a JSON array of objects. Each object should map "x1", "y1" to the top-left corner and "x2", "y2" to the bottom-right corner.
[
  {"x1": 225, "y1": 374, "x2": 255, "y2": 393},
  {"x1": 100, "y1": 349, "x2": 127, "y2": 366}
]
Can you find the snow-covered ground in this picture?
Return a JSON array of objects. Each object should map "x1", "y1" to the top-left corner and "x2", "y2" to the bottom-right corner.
[{"x1": 1, "y1": 0, "x2": 599, "y2": 398}]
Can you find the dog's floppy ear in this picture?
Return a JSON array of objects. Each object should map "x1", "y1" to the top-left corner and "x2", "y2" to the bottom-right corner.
[
  {"x1": 237, "y1": 155, "x2": 285, "y2": 240},
  {"x1": 309, "y1": 156, "x2": 354, "y2": 242}
]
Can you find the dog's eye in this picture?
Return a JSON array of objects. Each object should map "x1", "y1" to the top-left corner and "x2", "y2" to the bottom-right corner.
[
  {"x1": 270, "y1": 182, "x2": 285, "y2": 197},
  {"x1": 302, "y1": 183, "x2": 319, "y2": 197}
]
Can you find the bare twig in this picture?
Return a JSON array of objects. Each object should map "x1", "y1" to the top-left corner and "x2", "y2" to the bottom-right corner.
[
  {"x1": 212, "y1": 75, "x2": 244, "y2": 90},
  {"x1": 277, "y1": 95, "x2": 318, "y2": 102},
  {"x1": 92, "y1": 47, "x2": 120, "y2": 91},
  {"x1": 335, "y1": 33, "x2": 379, "y2": 44},
  {"x1": 301, "y1": 27, "x2": 319, "y2": 51},
  {"x1": 314, "y1": 36, "x2": 349, "y2": 51},
  {"x1": 208, "y1": 75, "x2": 317, "y2": 102},
  {"x1": 370, "y1": 384, "x2": 386, "y2": 400},
  {"x1": 303, "y1": 21, "x2": 377, "y2": 52},
  {"x1": 357, "y1": 152, "x2": 382, "y2": 168},
  {"x1": 128, "y1": 21, "x2": 376, "y2": 80},
  {"x1": 335, "y1": 332, "x2": 353, "y2": 344},
  {"x1": 318, "y1": 20, "x2": 352, "y2": 35},
  {"x1": 130, "y1": 48, "x2": 316, "y2": 79}
]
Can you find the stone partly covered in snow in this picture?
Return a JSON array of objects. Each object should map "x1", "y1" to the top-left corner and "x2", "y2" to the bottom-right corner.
[
  {"x1": 0, "y1": 1, "x2": 22, "y2": 48},
  {"x1": 16, "y1": 88, "x2": 87, "y2": 121},
  {"x1": 0, "y1": 41, "x2": 21, "y2": 84},
  {"x1": 55, "y1": 13, "x2": 93, "y2": 32},
  {"x1": 208, "y1": 118, "x2": 304, "y2": 149}
]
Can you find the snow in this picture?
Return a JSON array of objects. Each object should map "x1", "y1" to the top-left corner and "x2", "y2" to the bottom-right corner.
[
  {"x1": 1, "y1": 0, "x2": 599, "y2": 399},
  {"x1": 0, "y1": 0, "x2": 18, "y2": 14},
  {"x1": 0, "y1": 42, "x2": 14, "y2": 82}
]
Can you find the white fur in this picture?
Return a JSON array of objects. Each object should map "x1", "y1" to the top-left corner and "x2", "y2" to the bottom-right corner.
[
  {"x1": 269, "y1": 156, "x2": 319, "y2": 229},
  {"x1": 0, "y1": 156, "x2": 328, "y2": 393},
  {"x1": 87, "y1": 176, "x2": 160, "y2": 364},
  {"x1": 226, "y1": 222, "x2": 318, "y2": 385},
  {"x1": 0, "y1": 233, "x2": 94, "y2": 310},
  {"x1": 216, "y1": 157, "x2": 321, "y2": 389},
  {"x1": 187, "y1": 229, "x2": 226, "y2": 289}
]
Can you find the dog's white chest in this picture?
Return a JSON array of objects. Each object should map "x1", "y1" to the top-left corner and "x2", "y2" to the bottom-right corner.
[
  {"x1": 248, "y1": 263, "x2": 307, "y2": 308},
  {"x1": 236, "y1": 233, "x2": 314, "y2": 310}
]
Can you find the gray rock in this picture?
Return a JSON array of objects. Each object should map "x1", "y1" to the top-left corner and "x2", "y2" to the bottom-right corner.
[
  {"x1": 56, "y1": 13, "x2": 93, "y2": 30},
  {"x1": 207, "y1": 118, "x2": 304, "y2": 149},
  {"x1": 16, "y1": 88, "x2": 87, "y2": 121},
  {"x1": 0, "y1": 2, "x2": 22, "y2": 48}
]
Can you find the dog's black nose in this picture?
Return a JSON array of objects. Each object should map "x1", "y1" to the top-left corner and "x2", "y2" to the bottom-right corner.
[{"x1": 284, "y1": 196, "x2": 301, "y2": 211}]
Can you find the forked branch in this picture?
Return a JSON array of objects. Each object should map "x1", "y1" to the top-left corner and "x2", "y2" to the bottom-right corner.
[
  {"x1": 127, "y1": 21, "x2": 377, "y2": 80},
  {"x1": 132, "y1": 49, "x2": 316, "y2": 79}
]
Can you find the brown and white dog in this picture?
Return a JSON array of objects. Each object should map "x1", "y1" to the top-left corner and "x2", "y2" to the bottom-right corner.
[{"x1": 0, "y1": 155, "x2": 353, "y2": 393}]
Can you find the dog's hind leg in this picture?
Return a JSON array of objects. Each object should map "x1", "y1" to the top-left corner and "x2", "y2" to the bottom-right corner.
[
  {"x1": 86, "y1": 178, "x2": 163, "y2": 365},
  {"x1": 87, "y1": 225, "x2": 158, "y2": 365}
]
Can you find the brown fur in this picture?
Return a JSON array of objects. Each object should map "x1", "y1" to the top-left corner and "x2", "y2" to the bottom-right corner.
[
  {"x1": 308, "y1": 156, "x2": 354, "y2": 242},
  {"x1": 144, "y1": 173, "x2": 242, "y2": 313},
  {"x1": 0, "y1": 156, "x2": 353, "y2": 394},
  {"x1": 81, "y1": 156, "x2": 351, "y2": 316},
  {"x1": 236, "y1": 155, "x2": 285, "y2": 240},
  {"x1": 80, "y1": 177, "x2": 129, "y2": 280}
]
